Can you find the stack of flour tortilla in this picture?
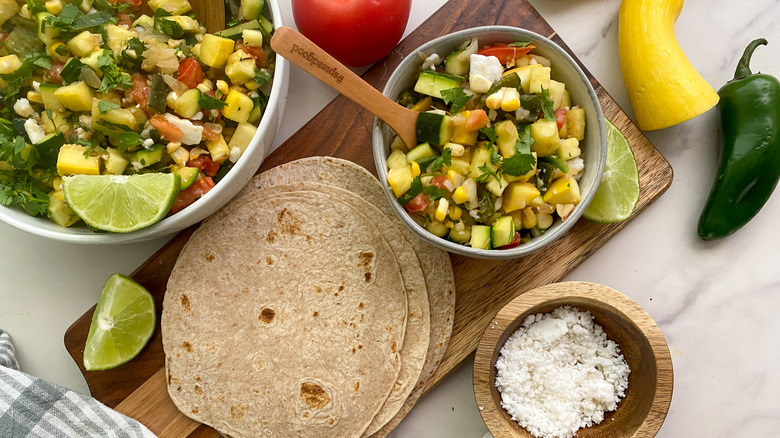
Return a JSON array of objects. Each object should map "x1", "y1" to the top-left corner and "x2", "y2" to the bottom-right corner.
[{"x1": 161, "y1": 157, "x2": 456, "y2": 438}]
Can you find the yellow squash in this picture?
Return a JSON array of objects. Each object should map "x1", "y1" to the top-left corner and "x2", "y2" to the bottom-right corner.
[{"x1": 619, "y1": 0, "x2": 719, "y2": 130}]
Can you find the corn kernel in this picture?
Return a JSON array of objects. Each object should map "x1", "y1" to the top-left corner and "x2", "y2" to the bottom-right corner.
[
  {"x1": 51, "y1": 176, "x2": 62, "y2": 192},
  {"x1": 449, "y1": 205, "x2": 462, "y2": 220},
  {"x1": 521, "y1": 207, "x2": 537, "y2": 229},
  {"x1": 435, "y1": 198, "x2": 450, "y2": 222},
  {"x1": 52, "y1": 190, "x2": 65, "y2": 201},
  {"x1": 410, "y1": 161, "x2": 421, "y2": 177},
  {"x1": 45, "y1": 0, "x2": 64, "y2": 14},
  {"x1": 501, "y1": 87, "x2": 521, "y2": 112},
  {"x1": 166, "y1": 141, "x2": 182, "y2": 153},
  {"x1": 26, "y1": 91, "x2": 43, "y2": 104},
  {"x1": 196, "y1": 82, "x2": 211, "y2": 93},
  {"x1": 537, "y1": 212, "x2": 554, "y2": 229},
  {"x1": 170, "y1": 147, "x2": 190, "y2": 167},
  {"x1": 166, "y1": 91, "x2": 178, "y2": 109},
  {"x1": 216, "y1": 80, "x2": 229, "y2": 95},
  {"x1": 452, "y1": 186, "x2": 469, "y2": 204},
  {"x1": 485, "y1": 90, "x2": 503, "y2": 110}
]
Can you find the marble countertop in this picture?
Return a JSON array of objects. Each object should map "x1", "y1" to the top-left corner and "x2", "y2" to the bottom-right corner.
[{"x1": 2, "y1": 0, "x2": 780, "y2": 436}]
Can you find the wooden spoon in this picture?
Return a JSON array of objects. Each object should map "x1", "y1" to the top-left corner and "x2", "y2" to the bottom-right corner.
[
  {"x1": 270, "y1": 26, "x2": 418, "y2": 148},
  {"x1": 190, "y1": 0, "x2": 226, "y2": 34}
]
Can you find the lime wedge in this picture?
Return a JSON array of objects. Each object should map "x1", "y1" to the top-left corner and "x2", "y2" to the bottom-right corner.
[
  {"x1": 583, "y1": 120, "x2": 640, "y2": 223},
  {"x1": 62, "y1": 173, "x2": 180, "y2": 233},
  {"x1": 83, "y1": 274, "x2": 156, "y2": 371}
]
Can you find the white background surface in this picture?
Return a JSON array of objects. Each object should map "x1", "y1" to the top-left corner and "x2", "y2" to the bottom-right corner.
[{"x1": 2, "y1": 0, "x2": 780, "y2": 437}]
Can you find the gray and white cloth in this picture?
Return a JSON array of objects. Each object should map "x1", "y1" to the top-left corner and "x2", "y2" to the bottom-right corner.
[{"x1": 0, "y1": 329, "x2": 156, "y2": 438}]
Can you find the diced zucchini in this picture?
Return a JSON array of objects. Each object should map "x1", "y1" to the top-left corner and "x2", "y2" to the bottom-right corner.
[
  {"x1": 469, "y1": 225, "x2": 492, "y2": 249},
  {"x1": 66, "y1": 31, "x2": 102, "y2": 58},
  {"x1": 503, "y1": 182, "x2": 541, "y2": 213},
  {"x1": 57, "y1": 144, "x2": 100, "y2": 175},
  {"x1": 36, "y1": 132, "x2": 65, "y2": 167},
  {"x1": 530, "y1": 119, "x2": 560, "y2": 156},
  {"x1": 104, "y1": 147, "x2": 129, "y2": 174},
  {"x1": 148, "y1": 0, "x2": 191, "y2": 15},
  {"x1": 405, "y1": 142, "x2": 438, "y2": 167},
  {"x1": 221, "y1": 89, "x2": 253, "y2": 123},
  {"x1": 80, "y1": 50, "x2": 103, "y2": 76},
  {"x1": 241, "y1": 0, "x2": 264, "y2": 21},
  {"x1": 175, "y1": 166, "x2": 200, "y2": 189},
  {"x1": 54, "y1": 81, "x2": 94, "y2": 112},
  {"x1": 449, "y1": 227, "x2": 471, "y2": 244},
  {"x1": 491, "y1": 216, "x2": 515, "y2": 247},
  {"x1": 37, "y1": 12, "x2": 59, "y2": 45},
  {"x1": 415, "y1": 112, "x2": 452, "y2": 146},
  {"x1": 386, "y1": 149, "x2": 408, "y2": 170},
  {"x1": 47, "y1": 192, "x2": 80, "y2": 227},
  {"x1": 215, "y1": 19, "x2": 262, "y2": 40},
  {"x1": 444, "y1": 50, "x2": 469, "y2": 76},
  {"x1": 425, "y1": 221, "x2": 450, "y2": 238},
  {"x1": 174, "y1": 88, "x2": 201, "y2": 119},
  {"x1": 92, "y1": 99, "x2": 137, "y2": 134},
  {"x1": 39, "y1": 84, "x2": 64, "y2": 112},
  {"x1": 132, "y1": 14, "x2": 154, "y2": 29},
  {"x1": 413, "y1": 70, "x2": 463, "y2": 99},
  {"x1": 199, "y1": 34, "x2": 235, "y2": 69},
  {"x1": 557, "y1": 138, "x2": 581, "y2": 160},
  {"x1": 131, "y1": 147, "x2": 164, "y2": 169},
  {"x1": 565, "y1": 107, "x2": 586, "y2": 141},
  {"x1": 161, "y1": 16, "x2": 200, "y2": 32},
  {"x1": 228, "y1": 122, "x2": 258, "y2": 154},
  {"x1": 147, "y1": 74, "x2": 169, "y2": 114},
  {"x1": 205, "y1": 135, "x2": 230, "y2": 163}
]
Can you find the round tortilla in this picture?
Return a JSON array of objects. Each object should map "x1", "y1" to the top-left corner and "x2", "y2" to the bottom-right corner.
[
  {"x1": 240, "y1": 157, "x2": 456, "y2": 434},
  {"x1": 162, "y1": 193, "x2": 407, "y2": 438},
  {"x1": 213, "y1": 182, "x2": 431, "y2": 436}
]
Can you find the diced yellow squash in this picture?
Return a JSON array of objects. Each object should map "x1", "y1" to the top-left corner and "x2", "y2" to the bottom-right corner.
[
  {"x1": 92, "y1": 98, "x2": 137, "y2": 133},
  {"x1": 80, "y1": 50, "x2": 103, "y2": 76},
  {"x1": 386, "y1": 149, "x2": 407, "y2": 169},
  {"x1": 495, "y1": 120, "x2": 519, "y2": 158},
  {"x1": 228, "y1": 122, "x2": 258, "y2": 154},
  {"x1": 129, "y1": 105, "x2": 148, "y2": 127},
  {"x1": 206, "y1": 134, "x2": 230, "y2": 163},
  {"x1": 221, "y1": 89, "x2": 253, "y2": 123},
  {"x1": 132, "y1": 14, "x2": 154, "y2": 29},
  {"x1": 502, "y1": 65, "x2": 541, "y2": 93},
  {"x1": 47, "y1": 192, "x2": 80, "y2": 227},
  {"x1": 242, "y1": 29, "x2": 264, "y2": 47},
  {"x1": 104, "y1": 147, "x2": 128, "y2": 175},
  {"x1": 557, "y1": 138, "x2": 581, "y2": 160},
  {"x1": 174, "y1": 88, "x2": 201, "y2": 119},
  {"x1": 163, "y1": 15, "x2": 200, "y2": 32},
  {"x1": 66, "y1": 31, "x2": 102, "y2": 58},
  {"x1": 0, "y1": 54, "x2": 22, "y2": 75},
  {"x1": 105, "y1": 24, "x2": 137, "y2": 55},
  {"x1": 485, "y1": 174, "x2": 508, "y2": 197},
  {"x1": 41, "y1": 110, "x2": 70, "y2": 134},
  {"x1": 566, "y1": 107, "x2": 586, "y2": 141},
  {"x1": 57, "y1": 144, "x2": 100, "y2": 175},
  {"x1": 200, "y1": 34, "x2": 235, "y2": 69},
  {"x1": 548, "y1": 79, "x2": 567, "y2": 111},
  {"x1": 388, "y1": 166, "x2": 414, "y2": 198},
  {"x1": 469, "y1": 146, "x2": 495, "y2": 178},
  {"x1": 225, "y1": 50, "x2": 257, "y2": 85},
  {"x1": 0, "y1": 0, "x2": 20, "y2": 26},
  {"x1": 55, "y1": 82, "x2": 94, "y2": 112},
  {"x1": 503, "y1": 182, "x2": 541, "y2": 213},
  {"x1": 543, "y1": 175, "x2": 582, "y2": 205},
  {"x1": 449, "y1": 148, "x2": 471, "y2": 175},
  {"x1": 130, "y1": 148, "x2": 163, "y2": 169},
  {"x1": 530, "y1": 119, "x2": 560, "y2": 156},
  {"x1": 528, "y1": 66, "x2": 551, "y2": 94},
  {"x1": 148, "y1": 0, "x2": 191, "y2": 15}
]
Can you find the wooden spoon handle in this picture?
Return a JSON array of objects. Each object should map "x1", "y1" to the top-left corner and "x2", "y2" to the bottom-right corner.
[{"x1": 270, "y1": 26, "x2": 417, "y2": 146}]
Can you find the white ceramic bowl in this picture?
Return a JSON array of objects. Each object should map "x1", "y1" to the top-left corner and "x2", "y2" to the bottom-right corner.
[
  {"x1": 372, "y1": 26, "x2": 606, "y2": 259},
  {"x1": 0, "y1": 2, "x2": 289, "y2": 244}
]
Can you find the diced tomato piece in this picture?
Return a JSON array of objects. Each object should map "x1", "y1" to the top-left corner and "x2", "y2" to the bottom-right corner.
[
  {"x1": 188, "y1": 155, "x2": 220, "y2": 177},
  {"x1": 131, "y1": 73, "x2": 150, "y2": 110},
  {"x1": 236, "y1": 40, "x2": 267, "y2": 68},
  {"x1": 115, "y1": 13, "x2": 132, "y2": 27},
  {"x1": 430, "y1": 175, "x2": 449, "y2": 190},
  {"x1": 169, "y1": 177, "x2": 215, "y2": 215},
  {"x1": 465, "y1": 109, "x2": 489, "y2": 131},
  {"x1": 149, "y1": 115, "x2": 185, "y2": 142},
  {"x1": 555, "y1": 108, "x2": 567, "y2": 131},
  {"x1": 477, "y1": 44, "x2": 535, "y2": 64},
  {"x1": 404, "y1": 193, "x2": 429, "y2": 213},
  {"x1": 45, "y1": 60, "x2": 65, "y2": 85},
  {"x1": 497, "y1": 231, "x2": 522, "y2": 249},
  {"x1": 177, "y1": 58, "x2": 204, "y2": 89}
]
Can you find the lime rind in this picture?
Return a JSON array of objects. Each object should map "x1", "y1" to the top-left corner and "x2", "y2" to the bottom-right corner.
[
  {"x1": 62, "y1": 173, "x2": 181, "y2": 233},
  {"x1": 83, "y1": 273, "x2": 156, "y2": 371},
  {"x1": 583, "y1": 120, "x2": 640, "y2": 224}
]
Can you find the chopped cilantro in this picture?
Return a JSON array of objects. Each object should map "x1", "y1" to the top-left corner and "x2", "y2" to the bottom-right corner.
[
  {"x1": 119, "y1": 38, "x2": 147, "y2": 71},
  {"x1": 0, "y1": 52, "x2": 51, "y2": 102},
  {"x1": 45, "y1": 4, "x2": 113, "y2": 33},
  {"x1": 157, "y1": 17, "x2": 185, "y2": 39},
  {"x1": 199, "y1": 93, "x2": 227, "y2": 110},
  {"x1": 540, "y1": 86, "x2": 555, "y2": 121},
  {"x1": 540, "y1": 155, "x2": 569, "y2": 173},
  {"x1": 97, "y1": 100, "x2": 121, "y2": 115},
  {"x1": 489, "y1": 145, "x2": 501, "y2": 164},
  {"x1": 428, "y1": 148, "x2": 452, "y2": 173},
  {"x1": 26, "y1": 0, "x2": 47, "y2": 15},
  {"x1": 479, "y1": 126, "x2": 497, "y2": 148},
  {"x1": 0, "y1": 133, "x2": 51, "y2": 216},
  {"x1": 508, "y1": 41, "x2": 531, "y2": 48},
  {"x1": 423, "y1": 185, "x2": 447, "y2": 201},
  {"x1": 398, "y1": 176, "x2": 424, "y2": 205},
  {"x1": 501, "y1": 125, "x2": 537, "y2": 177},
  {"x1": 254, "y1": 69, "x2": 272, "y2": 87},
  {"x1": 97, "y1": 51, "x2": 133, "y2": 93},
  {"x1": 92, "y1": 0, "x2": 132, "y2": 12},
  {"x1": 475, "y1": 164, "x2": 501, "y2": 187},
  {"x1": 117, "y1": 132, "x2": 143, "y2": 152},
  {"x1": 59, "y1": 58, "x2": 85, "y2": 85},
  {"x1": 440, "y1": 87, "x2": 471, "y2": 114}
]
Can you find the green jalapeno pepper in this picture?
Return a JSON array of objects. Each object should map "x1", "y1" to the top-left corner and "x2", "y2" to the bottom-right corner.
[{"x1": 698, "y1": 38, "x2": 780, "y2": 240}]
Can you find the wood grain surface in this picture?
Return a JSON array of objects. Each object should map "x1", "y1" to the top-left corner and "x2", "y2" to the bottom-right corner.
[
  {"x1": 473, "y1": 282, "x2": 674, "y2": 437},
  {"x1": 63, "y1": 0, "x2": 673, "y2": 435}
]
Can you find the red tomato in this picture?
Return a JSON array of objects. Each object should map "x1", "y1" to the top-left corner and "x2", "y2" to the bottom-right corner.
[
  {"x1": 497, "y1": 231, "x2": 522, "y2": 250},
  {"x1": 177, "y1": 58, "x2": 204, "y2": 89},
  {"x1": 149, "y1": 116, "x2": 184, "y2": 142},
  {"x1": 465, "y1": 109, "x2": 489, "y2": 131},
  {"x1": 404, "y1": 193, "x2": 429, "y2": 213},
  {"x1": 130, "y1": 73, "x2": 150, "y2": 109},
  {"x1": 44, "y1": 60, "x2": 64, "y2": 85},
  {"x1": 169, "y1": 177, "x2": 215, "y2": 215},
  {"x1": 292, "y1": 0, "x2": 412, "y2": 67},
  {"x1": 188, "y1": 155, "x2": 220, "y2": 177},
  {"x1": 555, "y1": 108, "x2": 567, "y2": 131},
  {"x1": 477, "y1": 44, "x2": 535, "y2": 64},
  {"x1": 430, "y1": 175, "x2": 449, "y2": 190},
  {"x1": 236, "y1": 41, "x2": 267, "y2": 68}
]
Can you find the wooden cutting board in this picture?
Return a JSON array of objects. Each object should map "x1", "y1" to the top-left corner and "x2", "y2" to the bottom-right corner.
[{"x1": 64, "y1": 0, "x2": 673, "y2": 435}]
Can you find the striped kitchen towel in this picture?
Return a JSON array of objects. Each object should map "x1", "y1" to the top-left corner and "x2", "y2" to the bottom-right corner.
[{"x1": 0, "y1": 329, "x2": 157, "y2": 438}]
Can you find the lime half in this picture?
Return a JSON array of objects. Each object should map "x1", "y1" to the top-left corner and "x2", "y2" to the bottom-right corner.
[
  {"x1": 583, "y1": 120, "x2": 640, "y2": 223},
  {"x1": 62, "y1": 173, "x2": 180, "y2": 233},
  {"x1": 83, "y1": 274, "x2": 156, "y2": 371}
]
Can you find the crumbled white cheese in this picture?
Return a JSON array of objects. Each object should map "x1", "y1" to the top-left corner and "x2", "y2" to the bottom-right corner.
[
  {"x1": 142, "y1": 138, "x2": 154, "y2": 148},
  {"x1": 495, "y1": 306, "x2": 630, "y2": 438},
  {"x1": 568, "y1": 157, "x2": 585, "y2": 176},
  {"x1": 469, "y1": 54, "x2": 503, "y2": 93},
  {"x1": 228, "y1": 146, "x2": 242, "y2": 163},
  {"x1": 13, "y1": 98, "x2": 35, "y2": 118},
  {"x1": 164, "y1": 113, "x2": 203, "y2": 145},
  {"x1": 24, "y1": 118, "x2": 46, "y2": 144}
]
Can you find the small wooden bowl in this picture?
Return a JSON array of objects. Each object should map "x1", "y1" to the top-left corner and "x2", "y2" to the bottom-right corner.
[{"x1": 474, "y1": 282, "x2": 673, "y2": 438}]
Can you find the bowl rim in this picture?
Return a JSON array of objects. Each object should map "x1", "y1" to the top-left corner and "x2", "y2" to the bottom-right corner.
[
  {"x1": 371, "y1": 25, "x2": 607, "y2": 259},
  {"x1": 473, "y1": 281, "x2": 674, "y2": 438},
  {"x1": 0, "y1": 0, "x2": 290, "y2": 245}
]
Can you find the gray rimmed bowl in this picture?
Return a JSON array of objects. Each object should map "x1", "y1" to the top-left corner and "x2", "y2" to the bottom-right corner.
[{"x1": 372, "y1": 26, "x2": 606, "y2": 259}]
